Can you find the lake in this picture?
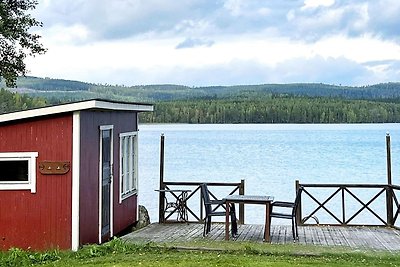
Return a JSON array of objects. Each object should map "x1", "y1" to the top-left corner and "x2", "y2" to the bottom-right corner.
[{"x1": 138, "y1": 123, "x2": 400, "y2": 225}]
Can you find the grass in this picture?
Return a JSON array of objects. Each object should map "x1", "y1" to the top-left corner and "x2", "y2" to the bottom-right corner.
[{"x1": 0, "y1": 238, "x2": 399, "y2": 267}]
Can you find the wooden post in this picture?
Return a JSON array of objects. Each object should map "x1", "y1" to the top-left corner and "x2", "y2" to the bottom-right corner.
[
  {"x1": 386, "y1": 133, "x2": 394, "y2": 226},
  {"x1": 200, "y1": 189, "x2": 204, "y2": 223},
  {"x1": 295, "y1": 180, "x2": 302, "y2": 226},
  {"x1": 158, "y1": 133, "x2": 165, "y2": 223},
  {"x1": 239, "y1": 179, "x2": 245, "y2": 224},
  {"x1": 387, "y1": 133, "x2": 392, "y2": 185},
  {"x1": 341, "y1": 186, "x2": 345, "y2": 225}
]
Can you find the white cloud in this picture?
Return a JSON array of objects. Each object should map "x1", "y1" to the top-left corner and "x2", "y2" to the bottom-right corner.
[
  {"x1": 302, "y1": 0, "x2": 335, "y2": 10},
  {"x1": 312, "y1": 35, "x2": 400, "y2": 63},
  {"x1": 42, "y1": 24, "x2": 91, "y2": 45},
  {"x1": 27, "y1": 29, "x2": 400, "y2": 86},
  {"x1": 223, "y1": 0, "x2": 244, "y2": 16},
  {"x1": 25, "y1": 0, "x2": 400, "y2": 86},
  {"x1": 175, "y1": 38, "x2": 215, "y2": 49}
]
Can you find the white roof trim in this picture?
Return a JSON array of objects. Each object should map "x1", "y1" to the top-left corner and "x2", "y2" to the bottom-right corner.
[{"x1": 0, "y1": 100, "x2": 154, "y2": 123}]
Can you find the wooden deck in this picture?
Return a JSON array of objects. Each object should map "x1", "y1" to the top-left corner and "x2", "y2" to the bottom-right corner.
[{"x1": 122, "y1": 223, "x2": 400, "y2": 252}]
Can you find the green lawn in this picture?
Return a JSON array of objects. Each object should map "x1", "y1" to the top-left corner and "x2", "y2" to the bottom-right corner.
[{"x1": 1, "y1": 238, "x2": 399, "y2": 267}]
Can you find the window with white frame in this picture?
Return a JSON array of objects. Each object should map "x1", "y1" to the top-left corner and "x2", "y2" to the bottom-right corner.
[
  {"x1": 119, "y1": 132, "x2": 138, "y2": 201},
  {"x1": 0, "y1": 152, "x2": 38, "y2": 193}
]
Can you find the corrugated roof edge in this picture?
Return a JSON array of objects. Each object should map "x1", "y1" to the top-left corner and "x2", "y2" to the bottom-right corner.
[{"x1": 0, "y1": 98, "x2": 154, "y2": 124}]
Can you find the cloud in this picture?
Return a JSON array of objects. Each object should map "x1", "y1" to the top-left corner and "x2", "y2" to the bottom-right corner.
[
  {"x1": 175, "y1": 38, "x2": 214, "y2": 49},
  {"x1": 271, "y1": 56, "x2": 370, "y2": 85},
  {"x1": 34, "y1": 0, "x2": 400, "y2": 44},
  {"x1": 27, "y1": 48, "x2": 400, "y2": 87},
  {"x1": 33, "y1": 0, "x2": 301, "y2": 43},
  {"x1": 367, "y1": 0, "x2": 400, "y2": 39},
  {"x1": 286, "y1": 2, "x2": 371, "y2": 41},
  {"x1": 35, "y1": 0, "x2": 220, "y2": 42},
  {"x1": 302, "y1": 0, "x2": 335, "y2": 10},
  {"x1": 362, "y1": 60, "x2": 400, "y2": 83},
  {"x1": 33, "y1": 56, "x2": 394, "y2": 87},
  {"x1": 27, "y1": 0, "x2": 400, "y2": 87},
  {"x1": 223, "y1": 0, "x2": 272, "y2": 17}
]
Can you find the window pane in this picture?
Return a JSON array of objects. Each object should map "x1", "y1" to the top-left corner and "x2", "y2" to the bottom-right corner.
[
  {"x1": 123, "y1": 136, "x2": 127, "y2": 193},
  {"x1": 121, "y1": 145, "x2": 125, "y2": 194},
  {"x1": 102, "y1": 130, "x2": 111, "y2": 163},
  {"x1": 0, "y1": 161, "x2": 29, "y2": 181},
  {"x1": 128, "y1": 136, "x2": 133, "y2": 191},
  {"x1": 124, "y1": 136, "x2": 129, "y2": 192},
  {"x1": 131, "y1": 136, "x2": 136, "y2": 190},
  {"x1": 120, "y1": 133, "x2": 137, "y2": 199}
]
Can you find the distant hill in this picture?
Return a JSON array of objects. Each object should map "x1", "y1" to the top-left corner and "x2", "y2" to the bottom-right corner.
[{"x1": 2, "y1": 76, "x2": 400, "y2": 103}]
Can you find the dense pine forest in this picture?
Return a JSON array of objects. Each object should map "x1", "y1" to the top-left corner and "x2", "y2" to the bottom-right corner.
[
  {"x1": 2, "y1": 76, "x2": 400, "y2": 123},
  {"x1": 0, "y1": 88, "x2": 46, "y2": 114},
  {"x1": 139, "y1": 96, "x2": 400, "y2": 123}
]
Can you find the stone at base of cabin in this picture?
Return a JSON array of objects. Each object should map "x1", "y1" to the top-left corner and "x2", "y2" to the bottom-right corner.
[{"x1": 132, "y1": 205, "x2": 150, "y2": 231}]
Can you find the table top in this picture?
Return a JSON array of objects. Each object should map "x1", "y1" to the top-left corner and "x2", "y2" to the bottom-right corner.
[{"x1": 224, "y1": 195, "x2": 274, "y2": 204}]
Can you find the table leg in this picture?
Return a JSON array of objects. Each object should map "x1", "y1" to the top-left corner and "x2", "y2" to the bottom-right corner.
[
  {"x1": 182, "y1": 191, "x2": 188, "y2": 221},
  {"x1": 264, "y1": 203, "x2": 271, "y2": 242},
  {"x1": 176, "y1": 193, "x2": 182, "y2": 221},
  {"x1": 225, "y1": 201, "x2": 230, "y2": 241}
]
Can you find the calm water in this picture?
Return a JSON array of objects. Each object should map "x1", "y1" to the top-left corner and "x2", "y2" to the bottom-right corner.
[{"x1": 138, "y1": 123, "x2": 400, "y2": 225}]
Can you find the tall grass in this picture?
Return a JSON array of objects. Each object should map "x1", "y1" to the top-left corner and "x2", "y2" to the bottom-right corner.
[{"x1": 0, "y1": 238, "x2": 399, "y2": 267}]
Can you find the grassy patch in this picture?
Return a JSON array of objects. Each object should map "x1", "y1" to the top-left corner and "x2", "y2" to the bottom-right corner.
[{"x1": 0, "y1": 238, "x2": 399, "y2": 267}]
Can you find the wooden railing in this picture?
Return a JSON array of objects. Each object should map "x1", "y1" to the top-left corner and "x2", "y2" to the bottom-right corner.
[
  {"x1": 296, "y1": 180, "x2": 400, "y2": 229},
  {"x1": 158, "y1": 180, "x2": 245, "y2": 224}
]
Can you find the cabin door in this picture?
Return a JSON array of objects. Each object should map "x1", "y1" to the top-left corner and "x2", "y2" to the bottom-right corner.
[{"x1": 100, "y1": 127, "x2": 113, "y2": 242}]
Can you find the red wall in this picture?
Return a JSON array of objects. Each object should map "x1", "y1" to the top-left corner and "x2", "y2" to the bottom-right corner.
[
  {"x1": 0, "y1": 114, "x2": 73, "y2": 250},
  {"x1": 79, "y1": 110, "x2": 138, "y2": 245}
]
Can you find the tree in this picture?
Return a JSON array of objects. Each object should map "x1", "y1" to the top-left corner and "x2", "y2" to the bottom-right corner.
[{"x1": 0, "y1": 0, "x2": 46, "y2": 87}]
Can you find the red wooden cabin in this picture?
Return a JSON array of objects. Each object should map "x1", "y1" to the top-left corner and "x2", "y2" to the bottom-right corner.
[{"x1": 0, "y1": 99, "x2": 153, "y2": 251}]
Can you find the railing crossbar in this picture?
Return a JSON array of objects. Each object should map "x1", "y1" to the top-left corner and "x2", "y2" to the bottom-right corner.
[
  {"x1": 392, "y1": 189, "x2": 400, "y2": 224},
  {"x1": 298, "y1": 182, "x2": 400, "y2": 227},
  {"x1": 394, "y1": 205, "x2": 400, "y2": 224},
  {"x1": 344, "y1": 187, "x2": 387, "y2": 225},
  {"x1": 185, "y1": 186, "x2": 202, "y2": 221},
  {"x1": 303, "y1": 187, "x2": 343, "y2": 224}
]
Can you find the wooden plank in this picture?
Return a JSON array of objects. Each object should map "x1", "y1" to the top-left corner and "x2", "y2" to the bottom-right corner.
[
  {"x1": 122, "y1": 223, "x2": 400, "y2": 252},
  {"x1": 235, "y1": 224, "x2": 251, "y2": 241},
  {"x1": 271, "y1": 225, "x2": 284, "y2": 243},
  {"x1": 337, "y1": 226, "x2": 356, "y2": 248}
]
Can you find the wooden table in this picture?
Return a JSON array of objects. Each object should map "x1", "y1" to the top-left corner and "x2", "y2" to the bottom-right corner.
[{"x1": 224, "y1": 195, "x2": 274, "y2": 242}]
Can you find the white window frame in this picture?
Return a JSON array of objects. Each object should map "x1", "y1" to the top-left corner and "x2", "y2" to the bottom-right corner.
[
  {"x1": 119, "y1": 131, "x2": 138, "y2": 202},
  {"x1": 0, "y1": 152, "x2": 38, "y2": 193}
]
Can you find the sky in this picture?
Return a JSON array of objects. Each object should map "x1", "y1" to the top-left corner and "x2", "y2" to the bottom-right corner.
[{"x1": 25, "y1": 0, "x2": 400, "y2": 87}]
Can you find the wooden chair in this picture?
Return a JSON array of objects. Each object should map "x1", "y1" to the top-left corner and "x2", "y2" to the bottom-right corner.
[
  {"x1": 200, "y1": 183, "x2": 237, "y2": 237},
  {"x1": 270, "y1": 186, "x2": 303, "y2": 241}
]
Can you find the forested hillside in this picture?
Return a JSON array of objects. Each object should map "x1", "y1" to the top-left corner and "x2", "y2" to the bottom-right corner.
[
  {"x1": 2, "y1": 76, "x2": 400, "y2": 102},
  {"x1": 0, "y1": 88, "x2": 46, "y2": 114},
  {"x1": 2, "y1": 76, "x2": 400, "y2": 124},
  {"x1": 140, "y1": 96, "x2": 400, "y2": 124}
]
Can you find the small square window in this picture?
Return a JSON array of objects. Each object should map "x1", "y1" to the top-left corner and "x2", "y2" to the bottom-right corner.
[{"x1": 0, "y1": 152, "x2": 38, "y2": 193}]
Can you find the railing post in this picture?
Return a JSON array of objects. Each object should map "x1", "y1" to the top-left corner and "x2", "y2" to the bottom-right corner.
[
  {"x1": 239, "y1": 179, "x2": 245, "y2": 224},
  {"x1": 341, "y1": 186, "x2": 346, "y2": 225},
  {"x1": 200, "y1": 185, "x2": 204, "y2": 222},
  {"x1": 158, "y1": 133, "x2": 165, "y2": 223},
  {"x1": 386, "y1": 133, "x2": 394, "y2": 226},
  {"x1": 295, "y1": 180, "x2": 302, "y2": 226}
]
